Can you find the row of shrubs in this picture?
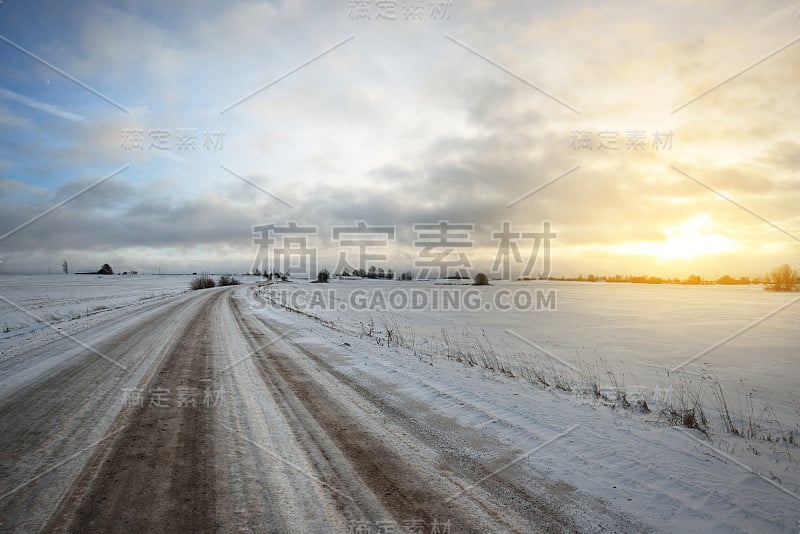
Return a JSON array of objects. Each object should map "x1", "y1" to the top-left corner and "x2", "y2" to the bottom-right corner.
[{"x1": 190, "y1": 274, "x2": 240, "y2": 290}]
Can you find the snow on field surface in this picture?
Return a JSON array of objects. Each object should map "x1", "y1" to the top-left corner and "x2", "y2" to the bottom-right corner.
[
  {"x1": 0, "y1": 274, "x2": 193, "y2": 331},
  {"x1": 1, "y1": 275, "x2": 798, "y2": 531},
  {"x1": 0, "y1": 274, "x2": 200, "y2": 374},
  {"x1": 259, "y1": 280, "x2": 799, "y2": 413},
  {"x1": 249, "y1": 278, "x2": 800, "y2": 532}
]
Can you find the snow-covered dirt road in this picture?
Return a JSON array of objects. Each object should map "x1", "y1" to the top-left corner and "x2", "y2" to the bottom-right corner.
[{"x1": 0, "y1": 286, "x2": 640, "y2": 533}]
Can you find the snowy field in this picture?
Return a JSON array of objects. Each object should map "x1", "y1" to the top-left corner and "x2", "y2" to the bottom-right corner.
[
  {"x1": 257, "y1": 279, "x2": 799, "y2": 405},
  {"x1": 1, "y1": 275, "x2": 799, "y2": 531},
  {"x1": 2, "y1": 273, "x2": 797, "y2": 450},
  {"x1": 248, "y1": 278, "x2": 800, "y2": 531},
  {"x1": 0, "y1": 274, "x2": 195, "y2": 331},
  {"x1": 0, "y1": 274, "x2": 200, "y2": 361},
  {"x1": 255, "y1": 280, "x2": 800, "y2": 455}
]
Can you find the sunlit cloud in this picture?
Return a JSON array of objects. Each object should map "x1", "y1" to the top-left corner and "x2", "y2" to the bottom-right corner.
[{"x1": 0, "y1": 1, "x2": 797, "y2": 275}]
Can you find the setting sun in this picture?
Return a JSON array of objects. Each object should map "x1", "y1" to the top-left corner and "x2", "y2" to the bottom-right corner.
[{"x1": 608, "y1": 214, "x2": 739, "y2": 260}]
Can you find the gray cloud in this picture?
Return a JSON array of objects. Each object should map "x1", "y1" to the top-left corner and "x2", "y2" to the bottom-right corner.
[{"x1": 0, "y1": 0, "x2": 797, "y2": 276}]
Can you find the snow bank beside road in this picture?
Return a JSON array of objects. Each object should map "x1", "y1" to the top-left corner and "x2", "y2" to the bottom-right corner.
[{"x1": 246, "y1": 283, "x2": 800, "y2": 532}]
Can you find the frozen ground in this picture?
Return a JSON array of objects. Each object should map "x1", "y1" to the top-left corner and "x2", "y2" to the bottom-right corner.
[
  {"x1": 0, "y1": 274, "x2": 196, "y2": 332},
  {"x1": 259, "y1": 279, "x2": 800, "y2": 434},
  {"x1": 252, "y1": 278, "x2": 800, "y2": 532},
  {"x1": 0, "y1": 275, "x2": 798, "y2": 532}
]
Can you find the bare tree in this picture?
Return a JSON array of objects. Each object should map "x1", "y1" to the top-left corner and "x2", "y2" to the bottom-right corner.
[{"x1": 766, "y1": 264, "x2": 799, "y2": 291}]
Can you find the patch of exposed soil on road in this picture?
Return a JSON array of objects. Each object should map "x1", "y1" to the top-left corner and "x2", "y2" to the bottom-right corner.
[{"x1": 44, "y1": 290, "x2": 224, "y2": 533}]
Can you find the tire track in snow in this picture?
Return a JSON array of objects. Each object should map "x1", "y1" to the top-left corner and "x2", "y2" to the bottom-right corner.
[
  {"x1": 42, "y1": 289, "x2": 225, "y2": 533},
  {"x1": 232, "y1": 295, "x2": 589, "y2": 533},
  {"x1": 0, "y1": 288, "x2": 219, "y2": 532}
]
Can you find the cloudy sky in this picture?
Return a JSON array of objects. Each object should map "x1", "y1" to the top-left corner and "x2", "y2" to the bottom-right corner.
[{"x1": 0, "y1": 0, "x2": 798, "y2": 277}]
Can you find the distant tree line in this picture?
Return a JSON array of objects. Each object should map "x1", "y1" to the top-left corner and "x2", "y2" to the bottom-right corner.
[
  {"x1": 339, "y1": 266, "x2": 396, "y2": 280},
  {"x1": 526, "y1": 273, "x2": 755, "y2": 285},
  {"x1": 251, "y1": 266, "x2": 418, "y2": 282},
  {"x1": 250, "y1": 262, "x2": 799, "y2": 292},
  {"x1": 533, "y1": 263, "x2": 799, "y2": 291}
]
